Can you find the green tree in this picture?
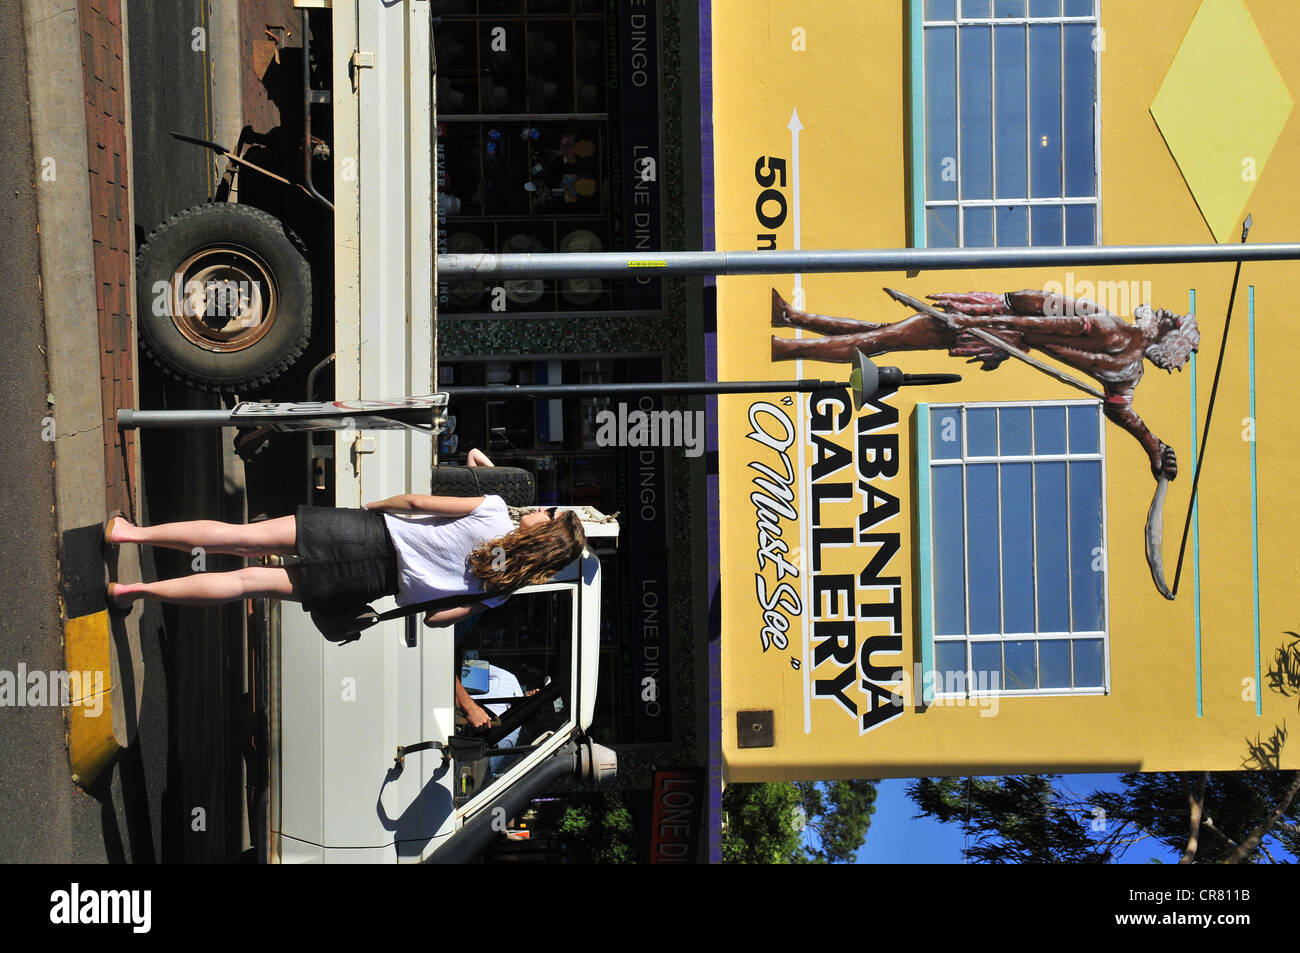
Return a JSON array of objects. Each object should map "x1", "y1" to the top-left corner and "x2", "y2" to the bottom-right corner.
[
  {"x1": 907, "y1": 775, "x2": 1114, "y2": 863},
  {"x1": 722, "y1": 779, "x2": 877, "y2": 863},
  {"x1": 906, "y1": 769, "x2": 1300, "y2": 864},
  {"x1": 721, "y1": 782, "x2": 805, "y2": 863},
  {"x1": 531, "y1": 791, "x2": 639, "y2": 863},
  {"x1": 1092, "y1": 768, "x2": 1300, "y2": 864},
  {"x1": 794, "y1": 780, "x2": 878, "y2": 863},
  {"x1": 908, "y1": 628, "x2": 1300, "y2": 864}
]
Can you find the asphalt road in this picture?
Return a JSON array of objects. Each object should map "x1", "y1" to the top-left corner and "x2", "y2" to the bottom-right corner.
[
  {"x1": 128, "y1": 0, "x2": 217, "y2": 236},
  {"x1": 129, "y1": 0, "x2": 254, "y2": 863},
  {"x1": 0, "y1": 0, "x2": 106, "y2": 864}
]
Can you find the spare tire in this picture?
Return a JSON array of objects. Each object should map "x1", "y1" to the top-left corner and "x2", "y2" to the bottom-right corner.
[
  {"x1": 429, "y1": 466, "x2": 535, "y2": 507},
  {"x1": 135, "y1": 202, "x2": 312, "y2": 393}
]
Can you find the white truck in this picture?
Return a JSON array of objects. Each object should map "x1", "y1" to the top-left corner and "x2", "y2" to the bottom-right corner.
[
  {"x1": 265, "y1": 0, "x2": 618, "y2": 864},
  {"x1": 133, "y1": 0, "x2": 619, "y2": 862},
  {"x1": 269, "y1": 509, "x2": 619, "y2": 863}
]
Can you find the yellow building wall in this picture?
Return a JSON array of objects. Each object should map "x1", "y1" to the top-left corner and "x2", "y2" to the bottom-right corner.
[{"x1": 715, "y1": 0, "x2": 1300, "y2": 780}]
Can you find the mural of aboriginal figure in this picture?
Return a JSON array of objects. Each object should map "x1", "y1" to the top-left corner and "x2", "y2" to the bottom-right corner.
[{"x1": 771, "y1": 287, "x2": 1202, "y2": 599}]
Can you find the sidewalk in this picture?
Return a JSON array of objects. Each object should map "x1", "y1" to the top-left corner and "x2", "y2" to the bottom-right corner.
[{"x1": 25, "y1": 0, "x2": 141, "y2": 789}]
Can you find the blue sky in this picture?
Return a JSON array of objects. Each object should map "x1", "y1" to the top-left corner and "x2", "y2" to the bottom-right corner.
[{"x1": 852, "y1": 774, "x2": 1173, "y2": 864}]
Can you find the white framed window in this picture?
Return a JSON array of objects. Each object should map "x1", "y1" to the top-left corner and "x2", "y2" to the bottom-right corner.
[
  {"x1": 916, "y1": 401, "x2": 1110, "y2": 698},
  {"x1": 915, "y1": 0, "x2": 1101, "y2": 247},
  {"x1": 453, "y1": 584, "x2": 579, "y2": 811}
]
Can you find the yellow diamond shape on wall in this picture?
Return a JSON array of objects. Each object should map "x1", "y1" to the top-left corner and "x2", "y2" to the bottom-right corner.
[{"x1": 1150, "y1": 0, "x2": 1292, "y2": 242}]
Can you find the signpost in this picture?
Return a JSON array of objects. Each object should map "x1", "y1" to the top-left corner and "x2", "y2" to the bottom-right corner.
[{"x1": 116, "y1": 355, "x2": 959, "y2": 431}]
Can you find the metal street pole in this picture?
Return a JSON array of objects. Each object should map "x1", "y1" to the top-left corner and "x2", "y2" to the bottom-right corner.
[
  {"x1": 436, "y1": 243, "x2": 1300, "y2": 279},
  {"x1": 443, "y1": 379, "x2": 839, "y2": 400},
  {"x1": 118, "y1": 357, "x2": 958, "y2": 429}
]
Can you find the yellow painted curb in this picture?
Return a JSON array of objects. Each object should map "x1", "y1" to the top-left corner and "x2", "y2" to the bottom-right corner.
[{"x1": 63, "y1": 610, "x2": 118, "y2": 787}]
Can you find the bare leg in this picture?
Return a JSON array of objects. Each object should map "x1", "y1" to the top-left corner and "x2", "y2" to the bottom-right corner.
[
  {"x1": 772, "y1": 313, "x2": 955, "y2": 362},
  {"x1": 771, "y1": 288, "x2": 886, "y2": 334},
  {"x1": 110, "y1": 566, "x2": 300, "y2": 607},
  {"x1": 110, "y1": 516, "x2": 298, "y2": 557}
]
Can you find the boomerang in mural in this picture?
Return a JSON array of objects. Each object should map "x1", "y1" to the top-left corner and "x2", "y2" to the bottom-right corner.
[{"x1": 770, "y1": 286, "x2": 1201, "y2": 600}]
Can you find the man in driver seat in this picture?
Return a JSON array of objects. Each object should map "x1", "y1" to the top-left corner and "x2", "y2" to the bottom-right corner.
[{"x1": 457, "y1": 658, "x2": 545, "y2": 778}]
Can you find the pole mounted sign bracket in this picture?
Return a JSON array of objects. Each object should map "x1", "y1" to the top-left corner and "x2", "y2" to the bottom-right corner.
[{"x1": 117, "y1": 362, "x2": 960, "y2": 432}]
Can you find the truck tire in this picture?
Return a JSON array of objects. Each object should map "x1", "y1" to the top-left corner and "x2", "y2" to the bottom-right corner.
[
  {"x1": 135, "y1": 203, "x2": 312, "y2": 393},
  {"x1": 429, "y1": 466, "x2": 536, "y2": 507}
]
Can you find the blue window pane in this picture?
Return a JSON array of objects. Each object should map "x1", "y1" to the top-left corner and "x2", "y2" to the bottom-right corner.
[
  {"x1": 999, "y1": 406, "x2": 1032, "y2": 455},
  {"x1": 1031, "y1": 204, "x2": 1063, "y2": 246},
  {"x1": 1073, "y1": 638, "x2": 1104, "y2": 686},
  {"x1": 928, "y1": 400, "x2": 1109, "y2": 696},
  {"x1": 933, "y1": 466, "x2": 967, "y2": 635},
  {"x1": 997, "y1": 205, "x2": 1028, "y2": 246},
  {"x1": 932, "y1": 408, "x2": 963, "y2": 459},
  {"x1": 994, "y1": 0, "x2": 1026, "y2": 15},
  {"x1": 927, "y1": 206, "x2": 959, "y2": 247},
  {"x1": 935, "y1": 641, "x2": 967, "y2": 693},
  {"x1": 1004, "y1": 640, "x2": 1037, "y2": 689},
  {"x1": 1063, "y1": 0, "x2": 1094, "y2": 15},
  {"x1": 1034, "y1": 461, "x2": 1070, "y2": 631},
  {"x1": 925, "y1": 28, "x2": 958, "y2": 202},
  {"x1": 1065, "y1": 204, "x2": 1096, "y2": 245},
  {"x1": 1067, "y1": 403, "x2": 1098, "y2": 453},
  {"x1": 967, "y1": 407, "x2": 998, "y2": 455},
  {"x1": 959, "y1": 27, "x2": 994, "y2": 200},
  {"x1": 1069, "y1": 460, "x2": 1104, "y2": 632},
  {"x1": 1063, "y1": 24, "x2": 1096, "y2": 197},
  {"x1": 1029, "y1": 25, "x2": 1062, "y2": 198},
  {"x1": 971, "y1": 641, "x2": 1002, "y2": 692},
  {"x1": 1028, "y1": 0, "x2": 1060, "y2": 17},
  {"x1": 926, "y1": 0, "x2": 957, "y2": 19},
  {"x1": 964, "y1": 206, "x2": 994, "y2": 247},
  {"x1": 966, "y1": 464, "x2": 1002, "y2": 634},
  {"x1": 1033, "y1": 404, "x2": 1066, "y2": 454},
  {"x1": 994, "y1": 26, "x2": 1028, "y2": 200},
  {"x1": 1000, "y1": 462, "x2": 1036, "y2": 633},
  {"x1": 961, "y1": 0, "x2": 992, "y2": 16},
  {"x1": 1040, "y1": 639, "x2": 1071, "y2": 688}
]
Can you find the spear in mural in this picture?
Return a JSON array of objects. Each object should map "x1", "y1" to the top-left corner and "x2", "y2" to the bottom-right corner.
[
  {"x1": 1166, "y1": 214, "x2": 1253, "y2": 598},
  {"x1": 881, "y1": 288, "x2": 1105, "y2": 399}
]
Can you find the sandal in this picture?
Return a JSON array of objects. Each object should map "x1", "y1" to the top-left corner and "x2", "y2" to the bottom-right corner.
[
  {"x1": 103, "y1": 510, "x2": 128, "y2": 549},
  {"x1": 105, "y1": 582, "x2": 131, "y2": 614}
]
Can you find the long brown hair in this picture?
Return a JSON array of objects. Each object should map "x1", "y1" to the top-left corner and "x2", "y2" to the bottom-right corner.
[{"x1": 467, "y1": 509, "x2": 586, "y2": 594}]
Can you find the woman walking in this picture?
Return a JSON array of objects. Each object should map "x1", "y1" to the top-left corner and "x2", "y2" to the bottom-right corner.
[{"x1": 106, "y1": 448, "x2": 584, "y2": 628}]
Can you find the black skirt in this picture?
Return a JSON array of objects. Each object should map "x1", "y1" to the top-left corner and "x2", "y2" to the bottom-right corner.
[{"x1": 295, "y1": 506, "x2": 399, "y2": 611}]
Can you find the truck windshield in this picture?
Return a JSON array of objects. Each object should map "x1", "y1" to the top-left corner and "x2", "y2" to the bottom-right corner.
[{"x1": 451, "y1": 587, "x2": 575, "y2": 806}]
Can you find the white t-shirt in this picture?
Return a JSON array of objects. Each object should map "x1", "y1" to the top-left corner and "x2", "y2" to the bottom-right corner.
[{"x1": 383, "y1": 495, "x2": 514, "y2": 607}]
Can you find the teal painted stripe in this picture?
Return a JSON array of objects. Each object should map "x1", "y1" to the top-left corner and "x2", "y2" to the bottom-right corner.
[
  {"x1": 1249, "y1": 285, "x2": 1261, "y2": 717},
  {"x1": 1189, "y1": 290, "x2": 1202, "y2": 718},
  {"x1": 916, "y1": 405, "x2": 935, "y2": 704},
  {"x1": 908, "y1": 0, "x2": 927, "y2": 248}
]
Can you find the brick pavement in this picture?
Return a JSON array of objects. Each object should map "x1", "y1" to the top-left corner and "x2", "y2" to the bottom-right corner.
[{"x1": 79, "y1": 0, "x2": 136, "y2": 521}]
